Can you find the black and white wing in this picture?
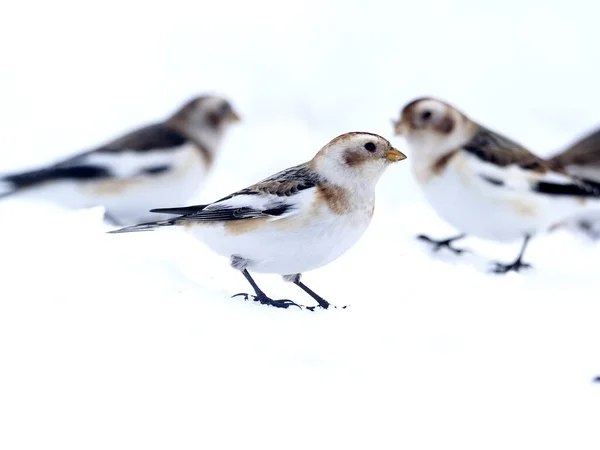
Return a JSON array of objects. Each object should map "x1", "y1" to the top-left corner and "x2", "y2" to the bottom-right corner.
[
  {"x1": 152, "y1": 164, "x2": 323, "y2": 221},
  {"x1": 462, "y1": 125, "x2": 600, "y2": 198},
  {"x1": 0, "y1": 123, "x2": 190, "y2": 198},
  {"x1": 109, "y1": 164, "x2": 324, "y2": 233}
]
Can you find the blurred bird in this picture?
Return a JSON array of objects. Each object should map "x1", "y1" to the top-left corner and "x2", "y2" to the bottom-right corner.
[
  {"x1": 546, "y1": 126, "x2": 600, "y2": 240},
  {"x1": 110, "y1": 132, "x2": 406, "y2": 310},
  {"x1": 0, "y1": 95, "x2": 240, "y2": 225},
  {"x1": 393, "y1": 97, "x2": 600, "y2": 273}
]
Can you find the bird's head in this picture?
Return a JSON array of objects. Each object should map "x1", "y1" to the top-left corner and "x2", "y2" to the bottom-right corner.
[
  {"x1": 169, "y1": 94, "x2": 241, "y2": 147},
  {"x1": 312, "y1": 132, "x2": 406, "y2": 187},
  {"x1": 392, "y1": 97, "x2": 476, "y2": 160}
]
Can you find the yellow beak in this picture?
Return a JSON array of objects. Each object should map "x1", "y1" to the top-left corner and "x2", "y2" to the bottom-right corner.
[
  {"x1": 393, "y1": 120, "x2": 408, "y2": 136},
  {"x1": 228, "y1": 110, "x2": 242, "y2": 123},
  {"x1": 386, "y1": 148, "x2": 407, "y2": 162}
]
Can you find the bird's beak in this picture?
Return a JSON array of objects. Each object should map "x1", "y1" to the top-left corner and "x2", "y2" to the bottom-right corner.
[
  {"x1": 393, "y1": 119, "x2": 408, "y2": 136},
  {"x1": 228, "y1": 110, "x2": 242, "y2": 123},
  {"x1": 386, "y1": 148, "x2": 407, "y2": 162}
]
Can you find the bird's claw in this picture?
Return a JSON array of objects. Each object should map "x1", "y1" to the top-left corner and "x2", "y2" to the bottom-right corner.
[
  {"x1": 304, "y1": 303, "x2": 349, "y2": 312},
  {"x1": 231, "y1": 293, "x2": 302, "y2": 309},
  {"x1": 417, "y1": 234, "x2": 468, "y2": 255},
  {"x1": 231, "y1": 293, "x2": 348, "y2": 311},
  {"x1": 490, "y1": 260, "x2": 532, "y2": 274}
]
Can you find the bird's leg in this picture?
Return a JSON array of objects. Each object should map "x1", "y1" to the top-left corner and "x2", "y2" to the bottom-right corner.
[
  {"x1": 490, "y1": 235, "x2": 533, "y2": 274},
  {"x1": 283, "y1": 273, "x2": 346, "y2": 311},
  {"x1": 229, "y1": 256, "x2": 302, "y2": 309},
  {"x1": 233, "y1": 269, "x2": 303, "y2": 309},
  {"x1": 417, "y1": 233, "x2": 468, "y2": 254}
]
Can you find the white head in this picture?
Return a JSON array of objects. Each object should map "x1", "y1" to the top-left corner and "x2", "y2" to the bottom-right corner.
[
  {"x1": 168, "y1": 94, "x2": 241, "y2": 150},
  {"x1": 393, "y1": 97, "x2": 477, "y2": 162},
  {"x1": 311, "y1": 132, "x2": 406, "y2": 189}
]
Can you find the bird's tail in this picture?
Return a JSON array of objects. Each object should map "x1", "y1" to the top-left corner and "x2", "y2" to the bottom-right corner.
[
  {"x1": 0, "y1": 167, "x2": 63, "y2": 200},
  {"x1": 108, "y1": 217, "x2": 180, "y2": 234}
]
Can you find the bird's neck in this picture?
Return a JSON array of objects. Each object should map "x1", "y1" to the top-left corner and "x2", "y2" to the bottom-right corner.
[{"x1": 169, "y1": 119, "x2": 223, "y2": 168}]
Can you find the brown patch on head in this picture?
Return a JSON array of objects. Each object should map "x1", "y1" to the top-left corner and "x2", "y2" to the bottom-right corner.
[
  {"x1": 436, "y1": 115, "x2": 455, "y2": 134},
  {"x1": 432, "y1": 150, "x2": 458, "y2": 175},
  {"x1": 326, "y1": 132, "x2": 388, "y2": 148},
  {"x1": 400, "y1": 97, "x2": 460, "y2": 136},
  {"x1": 316, "y1": 183, "x2": 350, "y2": 215},
  {"x1": 578, "y1": 197, "x2": 587, "y2": 206},
  {"x1": 343, "y1": 151, "x2": 370, "y2": 167},
  {"x1": 169, "y1": 96, "x2": 204, "y2": 124}
]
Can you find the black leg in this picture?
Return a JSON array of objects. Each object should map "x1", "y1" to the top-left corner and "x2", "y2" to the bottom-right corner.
[
  {"x1": 417, "y1": 233, "x2": 468, "y2": 254},
  {"x1": 593, "y1": 376, "x2": 600, "y2": 383},
  {"x1": 292, "y1": 279, "x2": 336, "y2": 310},
  {"x1": 491, "y1": 235, "x2": 533, "y2": 274},
  {"x1": 232, "y1": 269, "x2": 303, "y2": 309}
]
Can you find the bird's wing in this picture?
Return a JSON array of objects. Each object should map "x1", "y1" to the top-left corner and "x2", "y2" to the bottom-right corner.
[
  {"x1": 150, "y1": 163, "x2": 323, "y2": 222},
  {"x1": 462, "y1": 126, "x2": 600, "y2": 197},
  {"x1": 462, "y1": 126, "x2": 548, "y2": 172},
  {"x1": 0, "y1": 124, "x2": 195, "y2": 196},
  {"x1": 547, "y1": 126, "x2": 600, "y2": 169}
]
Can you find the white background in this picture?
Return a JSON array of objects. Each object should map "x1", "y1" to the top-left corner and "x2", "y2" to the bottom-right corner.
[{"x1": 0, "y1": 1, "x2": 599, "y2": 449}]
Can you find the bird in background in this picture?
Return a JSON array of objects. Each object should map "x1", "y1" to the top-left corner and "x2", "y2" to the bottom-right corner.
[
  {"x1": 0, "y1": 94, "x2": 240, "y2": 225},
  {"x1": 546, "y1": 126, "x2": 600, "y2": 240},
  {"x1": 110, "y1": 132, "x2": 407, "y2": 310},
  {"x1": 393, "y1": 97, "x2": 600, "y2": 274}
]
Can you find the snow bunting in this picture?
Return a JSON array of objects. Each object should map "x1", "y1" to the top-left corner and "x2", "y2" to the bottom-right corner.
[
  {"x1": 546, "y1": 126, "x2": 600, "y2": 240},
  {"x1": 110, "y1": 132, "x2": 406, "y2": 310},
  {"x1": 0, "y1": 95, "x2": 240, "y2": 225},
  {"x1": 392, "y1": 97, "x2": 600, "y2": 273}
]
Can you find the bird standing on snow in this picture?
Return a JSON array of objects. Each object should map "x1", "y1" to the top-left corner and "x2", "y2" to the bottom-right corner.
[
  {"x1": 110, "y1": 132, "x2": 406, "y2": 310},
  {"x1": 546, "y1": 126, "x2": 600, "y2": 240},
  {"x1": 0, "y1": 95, "x2": 240, "y2": 225},
  {"x1": 393, "y1": 97, "x2": 600, "y2": 274}
]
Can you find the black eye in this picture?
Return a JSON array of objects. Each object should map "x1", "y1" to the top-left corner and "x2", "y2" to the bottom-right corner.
[
  {"x1": 364, "y1": 142, "x2": 376, "y2": 152},
  {"x1": 219, "y1": 102, "x2": 232, "y2": 115},
  {"x1": 421, "y1": 110, "x2": 432, "y2": 121}
]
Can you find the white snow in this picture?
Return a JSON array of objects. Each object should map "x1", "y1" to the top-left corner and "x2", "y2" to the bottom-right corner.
[{"x1": 1, "y1": 1, "x2": 600, "y2": 449}]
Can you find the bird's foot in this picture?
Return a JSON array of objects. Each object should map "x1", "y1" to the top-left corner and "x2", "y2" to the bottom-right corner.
[
  {"x1": 304, "y1": 303, "x2": 349, "y2": 312},
  {"x1": 417, "y1": 234, "x2": 467, "y2": 255},
  {"x1": 489, "y1": 260, "x2": 532, "y2": 274},
  {"x1": 232, "y1": 292, "x2": 303, "y2": 309}
]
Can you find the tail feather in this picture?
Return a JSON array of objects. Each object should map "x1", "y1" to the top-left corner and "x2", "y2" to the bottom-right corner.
[
  {"x1": 0, "y1": 165, "x2": 110, "y2": 201},
  {"x1": 108, "y1": 217, "x2": 179, "y2": 234},
  {"x1": 150, "y1": 205, "x2": 208, "y2": 215}
]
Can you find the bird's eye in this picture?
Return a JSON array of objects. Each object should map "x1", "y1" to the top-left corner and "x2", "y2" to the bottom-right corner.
[
  {"x1": 219, "y1": 102, "x2": 232, "y2": 114},
  {"x1": 421, "y1": 110, "x2": 432, "y2": 121},
  {"x1": 364, "y1": 142, "x2": 376, "y2": 152}
]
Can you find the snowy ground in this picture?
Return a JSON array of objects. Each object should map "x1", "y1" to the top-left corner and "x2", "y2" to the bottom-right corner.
[{"x1": 1, "y1": 1, "x2": 600, "y2": 449}]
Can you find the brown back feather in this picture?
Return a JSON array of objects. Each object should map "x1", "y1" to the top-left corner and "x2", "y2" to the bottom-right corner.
[
  {"x1": 547, "y1": 126, "x2": 600, "y2": 170},
  {"x1": 462, "y1": 126, "x2": 549, "y2": 173}
]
